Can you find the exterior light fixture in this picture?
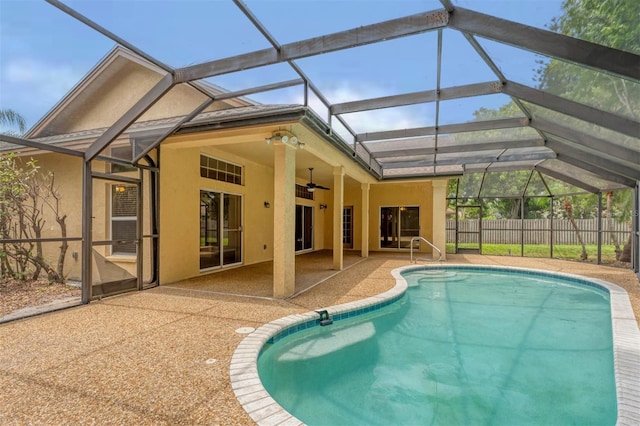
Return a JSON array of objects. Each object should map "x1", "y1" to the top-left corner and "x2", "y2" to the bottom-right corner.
[
  {"x1": 266, "y1": 132, "x2": 303, "y2": 148},
  {"x1": 264, "y1": 201, "x2": 270, "y2": 208},
  {"x1": 319, "y1": 204, "x2": 328, "y2": 210}
]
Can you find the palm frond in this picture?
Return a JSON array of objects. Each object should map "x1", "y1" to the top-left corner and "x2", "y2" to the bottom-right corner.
[{"x1": 0, "y1": 109, "x2": 27, "y2": 133}]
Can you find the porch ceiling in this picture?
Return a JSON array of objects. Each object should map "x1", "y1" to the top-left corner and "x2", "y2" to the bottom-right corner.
[
  {"x1": 212, "y1": 139, "x2": 338, "y2": 187},
  {"x1": 1, "y1": 0, "x2": 638, "y2": 193}
]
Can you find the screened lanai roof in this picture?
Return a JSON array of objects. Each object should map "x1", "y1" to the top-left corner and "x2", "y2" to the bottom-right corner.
[{"x1": 1, "y1": 0, "x2": 638, "y2": 194}]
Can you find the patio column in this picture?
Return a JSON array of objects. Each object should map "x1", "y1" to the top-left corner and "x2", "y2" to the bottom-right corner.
[
  {"x1": 432, "y1": 180, "x2": 447, "y2": 260},
  {"x1": 361, "y1": 182, "x2": 370, "y2": 258},
  {"x1": 333, "y1": 166, "x2": 345, "y2": 270},
  {"x1": 273, "y1": 141, "x2": 296, "y2": 298}
]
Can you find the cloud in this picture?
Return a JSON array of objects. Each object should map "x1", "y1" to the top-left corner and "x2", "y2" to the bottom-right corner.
[
  {"x1": 4, "y1": 57, "x2": 80, "y2": 104},
  {"x1": 286, "y1": 82, "x2": 432, "y2": 138}
]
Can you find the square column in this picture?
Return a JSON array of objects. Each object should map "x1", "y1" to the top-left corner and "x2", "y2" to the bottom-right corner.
[
  {"x1": 273, "y1": 142, "x2": 296, "y2": 297},
  {"x1": 431, "y1": 180, "x2": 448, "y2": 261},
  {"x1": 361, "y1": 182, "x2": 370, "y2": 258},
  {"x1": 333, "y1": 166, "x2": 345, "y2": 270}
]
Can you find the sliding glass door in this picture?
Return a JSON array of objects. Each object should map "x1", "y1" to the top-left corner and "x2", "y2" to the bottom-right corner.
[
  {"x1": 200, "y1": 190, "x2": 242, "y2": 269},
  {"x1": 380, "y1": 206, "x2": 420, "y2": 249},
  {"x1": 223, "y1": 194, "x2": 242, "y2": 265},
  {"x1": 295, "y1": 205, "x2": 313, "y2": 252}
]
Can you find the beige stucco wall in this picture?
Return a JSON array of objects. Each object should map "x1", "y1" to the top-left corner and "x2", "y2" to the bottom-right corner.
[
  {"x1": 13, "y1": 152, "x2": 154, "y2": 284},
  {"x1": 14, "y1": 153, "x2": 85, "y2": 281},
  {"x1": 158, "y1": 142, "x2": 335, "y2": 285},
  {"x1": 45, "y1": 60, "x2": 233, "y2": 136},
  {"x1": 24, "y1": 144, "x2": 442, "y2": 287},
  {"x1": 159, "y1": 144, "x2": 280, "y2": 285},
  {"x1": 321, "y1": 180, "x2": 436, "y2": 253},
  {"x1": 369, "y1": 181, "x2": 434, "y2": 252}
]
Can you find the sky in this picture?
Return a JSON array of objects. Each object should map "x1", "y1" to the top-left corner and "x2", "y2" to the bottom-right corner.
[{"x1": 0, "y1": 0, "x2": 564, "y2": 135}]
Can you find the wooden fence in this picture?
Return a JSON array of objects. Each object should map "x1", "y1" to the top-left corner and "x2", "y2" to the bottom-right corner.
[{"x1": 447, "y1": 218, "x2": 630, "y2": 245}]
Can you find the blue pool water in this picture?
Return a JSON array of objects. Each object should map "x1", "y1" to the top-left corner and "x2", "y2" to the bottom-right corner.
[{"x1": 258, "y1": 268, "x2": 617, "y2": 425}]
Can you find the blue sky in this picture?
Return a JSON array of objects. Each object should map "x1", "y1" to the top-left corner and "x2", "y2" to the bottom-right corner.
[{"x1": 0, "y1": 0, "x2": 563, "y2": 134}]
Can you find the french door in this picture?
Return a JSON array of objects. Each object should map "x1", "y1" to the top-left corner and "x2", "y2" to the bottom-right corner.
[
  {"x1": 200, "y1": 191, "x2": 242, "y2": 270},
  {"x1": 295, "y1": 205, "x2": 313, "y2": 252},
  {"x1": 380, "y1": 206, "x2": 420, "y2": 249}
]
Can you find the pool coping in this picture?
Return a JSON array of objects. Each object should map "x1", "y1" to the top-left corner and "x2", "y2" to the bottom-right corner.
[{"x1": 230, "y1": 264, "x2": 640, "y2": 426}]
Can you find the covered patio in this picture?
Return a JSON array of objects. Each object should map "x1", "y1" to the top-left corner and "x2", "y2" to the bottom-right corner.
[{"x1": 165, "y1": 250, "x2": 367, "y2": 299}]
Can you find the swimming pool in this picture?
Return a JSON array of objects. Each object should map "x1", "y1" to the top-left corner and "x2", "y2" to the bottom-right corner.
[{"x1": 230, "y1": 265, "x2": 640, "y2": 425}]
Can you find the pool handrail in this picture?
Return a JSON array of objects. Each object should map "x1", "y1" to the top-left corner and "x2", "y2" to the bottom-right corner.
[{"x1": 410, "y1": 236, "x2": 442, "y2": 263}]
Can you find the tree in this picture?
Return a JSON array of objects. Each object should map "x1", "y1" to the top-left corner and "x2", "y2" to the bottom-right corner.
[
  {"x1": 463, "y1": 0, "x2": 637, "y2": 261},
  {"x1": 541, "y1": 0, "x2": 639, "y2": 263},
  {"x1": 540, "y1": 0, "x2": 640, "y2": 119},
  {"x1": 0, "y1": 153, "x2": 68, "y2": 282},
  {"x1": 0, "y1": 109, "x2": 27, "y2": 135},
  {"x1": 562, "y1": 197, "x2": 588, "y2": 261}
]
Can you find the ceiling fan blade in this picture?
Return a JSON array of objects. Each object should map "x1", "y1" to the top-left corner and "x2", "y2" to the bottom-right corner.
[{"x1": 306, "y1": 167, "x2": 330, "y2": 190}]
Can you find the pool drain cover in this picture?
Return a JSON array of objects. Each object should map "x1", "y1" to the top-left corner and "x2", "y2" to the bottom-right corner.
[{"x1": 235, "y1": 326, "x2": 255, "y2": 334}]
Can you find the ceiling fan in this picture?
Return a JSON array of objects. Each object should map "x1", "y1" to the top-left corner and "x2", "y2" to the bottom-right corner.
[{"x1": 306, "y1": 168, "x2": 330, "y2": 192}]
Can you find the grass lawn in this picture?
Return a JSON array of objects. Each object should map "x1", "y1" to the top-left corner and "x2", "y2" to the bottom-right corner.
[{"x1": 446, "y1": 243, "x2": 622, "y2": 264}]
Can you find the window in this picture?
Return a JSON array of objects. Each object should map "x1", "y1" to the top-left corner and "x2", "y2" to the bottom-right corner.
[
  {"x1": 200, "y1": 155, "x2": 242, "y2": 185},
  {"x1": 110, "y1": 145, "x2": 137, "y2": 173},
  {"x1": 111, "y1": 184, "x2": 137, "y2": 255},
  {"x1": 295, "y1": 184, "x2": 314, "y2": 200}
]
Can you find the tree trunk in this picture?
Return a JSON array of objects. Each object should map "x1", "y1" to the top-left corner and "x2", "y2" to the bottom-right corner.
[
  {"x1": 32, "y1": 221, "x2": 43, "y2": 281},
  {"x1": 569, "y1": 216, "x2": 588, "y2": 260},
  {"x1": 605, "y1": 192, "x2": 622, "y2": 260},
  {"x1": 55, "y1": 214, "x2": 68, "y2": 282},
  {"x1": 28, "y1": 253, "x2": 60, "y2": 282},
  {"x1": 509, "y1": 199, "x2": 521, "y2": 219},
  {"x1": 620, "y1": 226, "x2": 632, "y2": 263},
  {"x1": 0, "y1": 243, "x2": 14, "y2": 278},
  {"x1": 564, "y1": 197, "x2": 587, "y2": 261}
]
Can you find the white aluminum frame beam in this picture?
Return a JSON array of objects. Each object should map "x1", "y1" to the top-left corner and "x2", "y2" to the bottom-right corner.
[
  {"x1": 551, "y1": 154, "x2": 637, "y2": 188},
  {"x1": 381, "y1": 150, "x2": 554, "y2": 169},
  {"x1": 331, "y1": 81, "x2": 502, "y2": 115},
  {"x1": 174, "y1": 9, "x2": 449, "y2": 83},
  {"x1": 45, "y1": 0, "x2": 174, "y2": 73},
  {"x1": 131, "y1": 78, "x2": 304, "y2": 163},
  {"x1": 474, "y1": 162, "x2": 545, "y2": 173},
  {"x1": 232, "y1": 0, "x2": 373, "y2": 162},
  {"x1": 505, "y1": 81, "x2": 639, "y2": 138},
  {"x1": 371, "y1": 138, "x2": 544, "y2": 159},
  {"x1": 84, "y1": 73, "x2": 175, "y2": 161},
  {"x1": 132, "y1": 98, "x2": 213, "y2": 163},
  {"x1": 536, "y1": 165, "x2": 600, "y2": 193},
  {"x1": 532, "y1": 118, "x2": 640, "y2": 165},
  {"x1": 357, "y1": 117, "x2": 528, "y2": 142},
  {"x1": 0, "y1": 134, "x2": 84, "y2": 157},
  {"x1": 449, "y1": 7, "x2": 640, "y2": 81},
  {"x1": 545, "y1": 138, "x2": 640, "y2": 181}
]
